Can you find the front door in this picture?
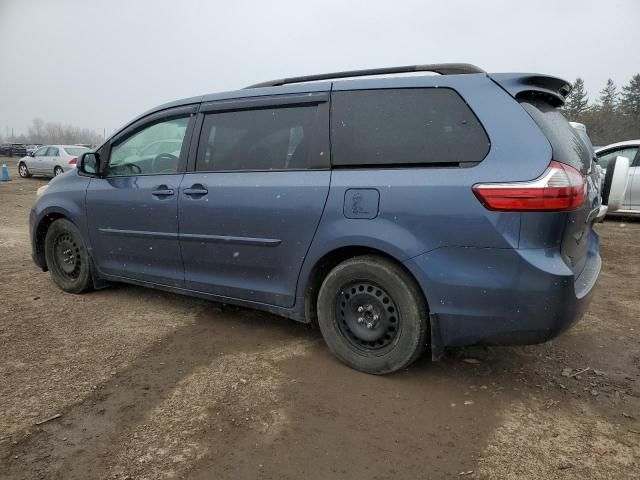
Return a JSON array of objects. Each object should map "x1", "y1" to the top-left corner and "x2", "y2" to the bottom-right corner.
[
  {"x1": 629, "y1": 150, "x2": 640, "y2": 211},
  {"x1": 29, "y1": 146, "x2": 49, "y2": 175},
  {"x1": 179, "y1": 94, "x2": 331, "y2": 307},
  {"x1": 597, "y1": 145, "x2": 638, "y2": 209},
  {"x1": 86, "y1": 108, "x2": 196, "y2": 287}
]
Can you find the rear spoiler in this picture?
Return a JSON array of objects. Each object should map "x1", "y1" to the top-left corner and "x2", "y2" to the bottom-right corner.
[{"x1": 489, "y1": 73, "x2": 572, "y2": 107}]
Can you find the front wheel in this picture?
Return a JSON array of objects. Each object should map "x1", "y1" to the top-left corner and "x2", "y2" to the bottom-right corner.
[
  {"x1": 18, "y1": 162, "x2": 31, "y2": 178},
  {"x1": 317, "y1": 255, "x2": 429, "y2": 374},
  {"x1": 54, "y1": 166, "x2": 64, "y2": 177},
  {"x1": 44, "y1": 219, "x2": 92, "y2": 294}
]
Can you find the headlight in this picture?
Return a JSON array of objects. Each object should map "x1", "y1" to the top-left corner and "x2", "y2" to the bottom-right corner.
[{"x1": 36, "y1": 184, "x2": 49, "y2": 197}]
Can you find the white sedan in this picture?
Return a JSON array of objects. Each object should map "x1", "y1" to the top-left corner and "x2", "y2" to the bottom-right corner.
[
  {"x1": 595, "y1": 140, "x2": 640, "y2": 215},
  {"x1": 18, "y1": 145, "x2": 91, "y2": 178}
]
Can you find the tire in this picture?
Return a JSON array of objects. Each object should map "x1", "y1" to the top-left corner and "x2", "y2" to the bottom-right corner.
[
  {"x1": 44, "y1": 218, "x2": 92, "y2": 294},
  {"x1": 317, "y1": 255, "x2": 428, "y2": 374},
  {"x1": 18, "y1": 162, "x2": 31, "y2": 178},
  {"x1": 54, "y1": 166, "x2": 64, "y2": 177}
]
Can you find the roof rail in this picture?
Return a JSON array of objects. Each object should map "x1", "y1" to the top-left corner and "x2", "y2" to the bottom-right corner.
[{"x1": 245, "y1": 63, "x2": 485, "y2": 89}]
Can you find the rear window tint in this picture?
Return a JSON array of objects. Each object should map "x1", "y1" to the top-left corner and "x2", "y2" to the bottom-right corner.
[
  {"x1": 573, "y1": 127, "x2": 596, "y2": 157},
  {"x1": 331, "y1": 88, "x2": 490, "y2": 167},
  {"x1": 196, "y1": 105, "x2": 326, "y2": 171},
  {"x1": 519, "y1": 98, "x2": 591, "y2": 174}
]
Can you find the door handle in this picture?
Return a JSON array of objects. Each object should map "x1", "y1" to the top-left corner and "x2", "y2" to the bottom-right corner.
[
  {"x1": 152, "y1": 187, "x2": 175, "y2": 197},
  {"x1": 183, "y1": 185, "x2": 208, "y2": 196}
]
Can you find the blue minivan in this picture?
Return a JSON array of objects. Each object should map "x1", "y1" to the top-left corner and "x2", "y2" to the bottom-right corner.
[{"x1": 30, "y1": 64, "x2": 602, "y2": 373}]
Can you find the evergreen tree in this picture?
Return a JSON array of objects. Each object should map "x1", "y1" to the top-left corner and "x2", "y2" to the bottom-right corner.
[
  {"x1": 586, "y1": 79, "x2": 619, "y2": 144},
  {"x1": 619, "y1": 74, "x2": 640, "y2": 117},
  {"x1": 563, "y1": 78, "x2": 590, "y2": 120},
  {"x1": 597, "y1": 79, "x2": 618, "y2": 113},
  {"x1": 558, "y1": 75, "x2": 640, "y2": 145}
]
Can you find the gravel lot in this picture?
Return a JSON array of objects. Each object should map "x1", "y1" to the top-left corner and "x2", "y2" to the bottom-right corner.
[{"x1": 1, "y1": 157, "x2": 639, "y2": 479}]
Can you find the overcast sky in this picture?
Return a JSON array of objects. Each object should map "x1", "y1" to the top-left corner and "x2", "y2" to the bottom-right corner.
[{"x1": 1, "y1": 0, "x2": 639, "y2": 138}]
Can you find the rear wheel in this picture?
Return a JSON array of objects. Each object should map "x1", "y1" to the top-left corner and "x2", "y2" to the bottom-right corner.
[
  {"x1": 44, "y1": 219, "x2": 92, "y2": 293},
  {"x1": 18, "y1": 162, "x2": 31, "y2": 178},
  {"x1": 317, "y1": 255, "x2": 428, "y2": 374},
  {"x1": 54, "y1": 166, "x2": 64, "y2": 177}
]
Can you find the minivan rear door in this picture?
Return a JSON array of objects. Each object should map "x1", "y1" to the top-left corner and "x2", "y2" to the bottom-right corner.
[
  {"x1": 178, "y1": 93, "x2": 331, "y2": 307},
  {"x1": 519, "y1": 98, "x2": 599, "y2": 276}
]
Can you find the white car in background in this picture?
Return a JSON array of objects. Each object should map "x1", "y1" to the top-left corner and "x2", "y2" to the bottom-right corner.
[
  {"x1": 595, "y1": 140, "x2": 640, "y2": 215},
  {"x1": 18, "y1": 145, "x2": 91, "y2": 178}
]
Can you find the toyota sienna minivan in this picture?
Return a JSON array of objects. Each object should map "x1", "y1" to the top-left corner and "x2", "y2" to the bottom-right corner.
[{"x1": 30, "y1": 63, "x2": 604, "y2": 374}]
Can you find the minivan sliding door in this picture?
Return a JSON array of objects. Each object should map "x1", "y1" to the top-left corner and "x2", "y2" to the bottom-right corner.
[{"x1": 178, "y1": 93, "x2": 330, "y2": 307}]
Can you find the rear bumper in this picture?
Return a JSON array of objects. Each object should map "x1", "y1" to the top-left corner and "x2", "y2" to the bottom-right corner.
[
  {"x1": 404, "y1": 232, "x2": 601, "y2": 348},
  {"x1": 595, "y1": 205, "x2": 608, "y2": 222}
]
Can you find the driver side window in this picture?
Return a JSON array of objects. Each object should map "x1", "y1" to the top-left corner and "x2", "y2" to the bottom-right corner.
[
  {"x1": 597, "y1": 147, "x2": 638, "y2": 170},
  {"x1": 108, "y1": 116, "x2": 189, "y2": 176},
  {"x1": 34, "y1": 146, "x2": 48, "y2": 156}
]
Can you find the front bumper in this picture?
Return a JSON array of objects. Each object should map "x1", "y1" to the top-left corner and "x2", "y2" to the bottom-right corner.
[{"x1": 404, "y1": 232, "x2": 601, "y2": 348}]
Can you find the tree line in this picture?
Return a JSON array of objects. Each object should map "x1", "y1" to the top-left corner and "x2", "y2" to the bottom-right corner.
[
  {"x1": 562, "y1": 74, "x2": 640, "y2": 146},
  {"x1": 1, "y1": 118, "x2": 104, "y2": 146}
]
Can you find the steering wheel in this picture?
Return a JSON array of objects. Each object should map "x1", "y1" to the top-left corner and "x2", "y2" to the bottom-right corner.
[
  {"x1": 152, "y1": 153, "x2": 178, "y2": 174},
  {"x1": 124, "y1": 163, "x2": 142, "y2": 174}
]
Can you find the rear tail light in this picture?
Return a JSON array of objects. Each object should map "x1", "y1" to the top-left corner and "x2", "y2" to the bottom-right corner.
[
  {"x1": 68, "y1": 157, "x2": 77, "y2": 165},
  {"x1": 472, "y1": 161, "x2": 587, "y2": 212}
]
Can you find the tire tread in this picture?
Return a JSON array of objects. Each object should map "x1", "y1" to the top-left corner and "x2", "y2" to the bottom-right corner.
[{"x1": 317, "y1": 255, "x2": 428, "y2": 374}]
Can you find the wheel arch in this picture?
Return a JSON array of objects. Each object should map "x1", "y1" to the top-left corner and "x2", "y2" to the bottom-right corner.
[{"x1": 34, "y1": 212, "x2": 69, "y2": 270}]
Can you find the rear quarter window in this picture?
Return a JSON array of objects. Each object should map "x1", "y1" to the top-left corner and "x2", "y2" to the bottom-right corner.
[
  {"x1": 519, "y1": 98, "x2": 592, "y2": 174},
  {"x1": 330, "y1": 88, "x2": 490, "y2": 167},
  {"x1": 64, "y1": 147, "x2": 90, "y2": 156}
]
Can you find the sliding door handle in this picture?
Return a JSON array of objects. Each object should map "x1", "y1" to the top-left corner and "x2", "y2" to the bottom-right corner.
[
  {"x1": 152, "y1": 187, "x2": 175, "y2": 197},
  {"x1": 183, "y1": 185, "x2": 208, "y2": 196}
]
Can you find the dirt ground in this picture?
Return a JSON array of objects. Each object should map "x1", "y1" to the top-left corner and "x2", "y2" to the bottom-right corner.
[{"x1": 0, "y1": 156, "x2": 639, "y2": 479}]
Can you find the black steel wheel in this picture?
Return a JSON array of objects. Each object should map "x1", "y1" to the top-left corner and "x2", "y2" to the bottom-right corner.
[
  {"x1": 317, "y1": 255, "x2": 428, "y2": 374},
  {"x1": 44, "y1": 218, "x2": 92, "y2": 293},
  {"x1": 335, "y1": 281, "x2": 400, "y2": 353},
  {"x1": 52, "y1": 233, "x2": 82, "y2": 279}
]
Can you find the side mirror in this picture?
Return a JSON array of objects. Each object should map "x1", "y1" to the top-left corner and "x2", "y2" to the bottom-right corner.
[
  {"x1": 601, "y1": 156, "x2": 630, "y2": 212},
  {"x1": 29, "y1": 152, "x2": 34, "y2": 157},
  {"x1": 79, "y1": 152, "x2": 100, "y2": 176}
]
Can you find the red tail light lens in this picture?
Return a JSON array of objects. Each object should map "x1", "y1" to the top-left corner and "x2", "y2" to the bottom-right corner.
[
  {"x1": 68, "y1": 157, "x2": 77, "y2": 165},
  {"x1": 472, "y1": 161, "x2": 587, "y2": 212}
]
